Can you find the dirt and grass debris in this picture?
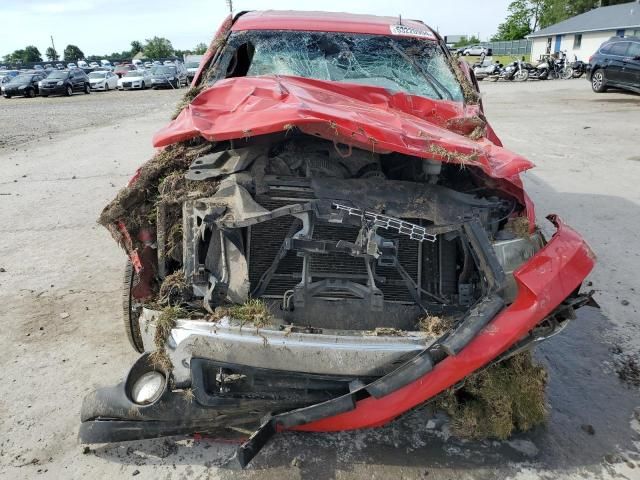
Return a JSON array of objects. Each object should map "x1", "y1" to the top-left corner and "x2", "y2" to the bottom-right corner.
[
  {"x1": 436, "y1": 351, "x2": 548, "y2": 440},
  {"x1": 419, "y1": 314, "x2": 454, "y2": 337},
  {"x1": 208, "y1": 299, "x2": 273, "y2": 328},
  {"x1": 505, "y1": 216, "x2": 531, "y2": 238}
]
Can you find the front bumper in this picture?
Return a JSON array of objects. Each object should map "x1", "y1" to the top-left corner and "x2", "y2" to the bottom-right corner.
[
  {"x1": 80, "y1": 216, "x2": 595, "y2": 463},
  {"x1": 90, "y1": 83, "x2": 106, "y2": 90},
  {"x1": 40, "y1": 85, "x2": 66, "y2": 95}
]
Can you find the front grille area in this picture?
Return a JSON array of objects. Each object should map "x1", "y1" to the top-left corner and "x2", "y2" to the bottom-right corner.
[
  {"x1": 247, "y1": 181, "x2": 434, "y2": 303},
  {"x1": 123, "y1": 82, "x2": 132, "y2": 87}
]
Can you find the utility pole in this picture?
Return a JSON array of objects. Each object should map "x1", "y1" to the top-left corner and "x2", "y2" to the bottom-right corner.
[{"x1": 50, "y1": 35, "x2": 58, "y2": 60}]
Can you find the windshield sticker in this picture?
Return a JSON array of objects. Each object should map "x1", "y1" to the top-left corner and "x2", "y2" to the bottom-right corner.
[{"x1": 390, "y1": 24, "x2": 435, "y2": 39}]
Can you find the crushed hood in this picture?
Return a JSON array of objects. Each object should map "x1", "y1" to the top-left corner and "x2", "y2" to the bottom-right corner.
[{"x1": 154, "y1": 75, "x2": 534, "y2": 180}]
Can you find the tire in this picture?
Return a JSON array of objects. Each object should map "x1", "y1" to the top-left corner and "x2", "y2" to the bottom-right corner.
[
  {"x1": 142, "y1": 81, "x2": 146, "y2": 89},
  {"x1": 26, "y1": 88, "x2": 36, "y2": 98},
  {"x1": 561, "y1": 67, "x2": 573, "y2": 80},
  {"x1": 65, "y1": 85, "x2": 73, "y2": 96},
  {"x1": 591, "y1": 69, "x2": 607, "y2": 93},
  {"x1": 123, "y1": 260, "x2": 144, "y2": 353},
  {"x1": 465, "y1": 52, "x2": 470, "y2": 56},
  {"x1": 105, "y1": 83, "x2": 110, "y2": 91},
  {"x1": 3, "y1": 94, "x2": 11, "y2": 99},
  {"x1": 84, "y1": 83, "x2": 90, "y2": 94},
  {"x1": 514, "y1": 70, "x2": 529, "y2": 82}
]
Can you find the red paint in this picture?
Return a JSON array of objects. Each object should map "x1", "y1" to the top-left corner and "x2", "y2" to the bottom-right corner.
[
  {"x1": 153, "y1": 76, "x2": 533, "y2": 211},
  {"x1": 290, "y1": 216, "x2": 595, "y2": 432},
  {"x1": 231, "y1": 10, "x2": 434, "y2": 38}
]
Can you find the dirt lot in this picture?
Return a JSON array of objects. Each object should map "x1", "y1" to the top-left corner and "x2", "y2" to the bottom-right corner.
[{"x1": 1, "y1": 80, "x2": 639, "y2": 480}]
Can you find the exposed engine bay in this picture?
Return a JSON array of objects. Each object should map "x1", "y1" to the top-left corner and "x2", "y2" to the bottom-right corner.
[{"x1": 159, "y1": 133, "x2": 538, "y2": 330}]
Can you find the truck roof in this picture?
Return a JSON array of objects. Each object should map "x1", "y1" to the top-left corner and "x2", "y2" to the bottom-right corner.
[{"x1": 231, "y1": 10, "x2": 436, "y2": 39}]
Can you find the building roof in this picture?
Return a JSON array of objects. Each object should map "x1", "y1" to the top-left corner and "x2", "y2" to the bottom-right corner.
[
  {"x1": 528, "y1": 1, "x2": 640, "y2": 38},
  {"x1": 231, "y1": 10, "x2": 436, "y2": 38}
]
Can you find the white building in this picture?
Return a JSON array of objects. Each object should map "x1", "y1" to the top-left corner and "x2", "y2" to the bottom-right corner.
[{"x1": 528, "y1": 1, "x2": 640, "y2": 62}]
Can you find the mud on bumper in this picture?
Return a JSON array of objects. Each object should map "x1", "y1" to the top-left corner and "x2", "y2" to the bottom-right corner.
[{"x1": 80, "y1": 216, "x2": 595, "y2": 465}]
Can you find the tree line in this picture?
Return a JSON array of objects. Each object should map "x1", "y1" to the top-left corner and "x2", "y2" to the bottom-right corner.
[
  {"x1": 3, "y1": 37, "x2": 209, "y2": 64},
  {"x1": 493, "y1": 0, "x2": 631, "y2": 41}
]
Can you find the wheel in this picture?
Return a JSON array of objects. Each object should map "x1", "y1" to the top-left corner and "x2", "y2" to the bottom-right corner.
[
  {"x1": 561, "y1": 67, "x2": 573, "y2": 80},
  {"x1": 122, "y1": 260, "x2": 144, "y2": 353},
  {"x1": 142, "y1": 81, "x2": 146, "y2": 89},
  {"x1": 26, "y1": 88, "x2": 36, "y2": 98},
  {"x1": 84, "y1": 83, "x2": 90, "y2": 94},
  {"x1": 591, "y1": 69, "x2": 607, "y2": 93},
  {"x1": 3, "y1": 94, "x2": 11, "y2": 99},
  {"x1": 65, "y1": 85, "x2": 73, "y2": 96},
  {"x1": 465, "y1": 52, "x2": 470, "y2": 56},
  {"x1": 105, "y1": 83, "x2": 110, "y2": 91},
  {"x1": 514, "y1": 69, "x2": 529, "y2": 82}
]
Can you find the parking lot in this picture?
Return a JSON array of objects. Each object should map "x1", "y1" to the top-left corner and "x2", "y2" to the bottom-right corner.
[{"x1": 0, "y1": 79, "x2": 639, "y2": 480}]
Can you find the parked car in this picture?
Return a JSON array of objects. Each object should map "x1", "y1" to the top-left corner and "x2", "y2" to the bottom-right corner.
[
  {"x1": 144, "y1": 61, "x2": 153, "y2": 68},
  {"x1": 0, "y1": 69, "x2": 19, "y2": 85},
  {"x1": 185, "y1": 60, "x2": 202, "y2": 81},
  {"x1": 114, "y1": 64, "x2": 135, "y2": 78},
  {"x1": 55, "y1": 63, "x2": 64, "y2": 70},
  {"x1": 89, "y1": 61, "x2": 100, "y2": 69},
  {"x1": 117, "y1": 69, "x2": 152, "y2": 90},
  {"x1": 588, "y1": 36, "x2": 640, "y2": 94},
  {"x1": 39, "y1": 69, "x2": 91, "y2": 96},
  {"x1": 1, "y1": 72, "x2": 46, "y2": 98},
  {"x1": 149, "y1": 64, "x2": 187, "y2": 88},
  {"x1": 66, "y1": 62, "x2": 77, "y2": 69},
  {"x1": 80, "y1": 10, "x2": 596, "y2": 469},
  {"x1": 463, "y1": 45, "x2": 487, "y2": 56},
  {"x1": 88, "y1": 70, "x2": 118, "y2": 91}
]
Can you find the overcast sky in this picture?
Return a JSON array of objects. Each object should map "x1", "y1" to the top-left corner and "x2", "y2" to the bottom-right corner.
[{"x1": 1, "y1": 0, "x2": 512, "y2": 58}]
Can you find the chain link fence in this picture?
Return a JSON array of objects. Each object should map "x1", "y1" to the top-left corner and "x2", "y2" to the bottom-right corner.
[{"x1": 484, "y1": 39, "x2": 532, "y2": 57}]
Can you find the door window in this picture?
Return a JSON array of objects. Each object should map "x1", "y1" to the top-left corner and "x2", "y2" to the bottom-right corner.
[
  {"x1": 610, "y1": 42, "x2": 630, "y2": 56},
  {"x1": 628, "y1": 42, "x2": 640, "y2": 58}
]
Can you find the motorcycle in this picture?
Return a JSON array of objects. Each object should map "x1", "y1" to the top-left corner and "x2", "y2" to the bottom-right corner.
[
  {"x1": 473, "y1": 60, "x2": 503, "y2": 81},
  {"x1": 487, "y1": 59, "x2": 529, "y2": 82},
  {"x1": 561, "y1": 56, "x2": 588, "y2": 79}
]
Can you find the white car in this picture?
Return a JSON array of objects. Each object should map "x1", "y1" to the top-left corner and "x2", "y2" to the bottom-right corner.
[
  {"x1": 88, "y1": 71, "x2": 118, "y2": 91},
  {"x1": 78, "y1": 60, "x2": 89, "y2": 69},
  {"x1": 463, "y1": 45, "x2": 488, "y2": 56},
  {"x1": 67, "y1": 62, "x2": 77, "y2": 69},
  {"x1": 89, "y1": 61, "x2": 100, "y2": 68},
  {"x1": 117, "y1": 69, "x2": 152, "y2": 90}
]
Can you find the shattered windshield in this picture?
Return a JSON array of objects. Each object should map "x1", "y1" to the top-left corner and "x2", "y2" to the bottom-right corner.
[{"x1": 214, "y1": 31, "x2": 463, "y2": 101}]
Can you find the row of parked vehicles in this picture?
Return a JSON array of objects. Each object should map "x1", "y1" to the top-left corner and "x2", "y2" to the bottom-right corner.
[
  {"x1": 1, "y1": 61, "x2": 191, "y2": 98},
  {"x1": 473, "y1": 52, "x2": 588, "y2": 82},
  {"x1": 471, "y1": 36, "x2": 640, "y2": 95}
]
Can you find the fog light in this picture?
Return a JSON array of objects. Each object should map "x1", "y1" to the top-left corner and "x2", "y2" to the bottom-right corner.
[{"x1": 131, "y1": 371, "x2": 165, "y2": 405}]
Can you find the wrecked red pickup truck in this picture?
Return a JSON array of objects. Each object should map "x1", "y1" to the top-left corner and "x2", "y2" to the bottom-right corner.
[{"x1": 79, "y1": 11, "x2": 595, "y2": 466}]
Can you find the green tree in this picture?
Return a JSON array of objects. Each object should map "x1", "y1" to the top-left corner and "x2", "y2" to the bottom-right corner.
[
  {"x1": 193, "y1": 42, "x2": 208, "y2": 55},
  {"x1": 130, "y1": 40, "x2": 143, "y2": 55},
  {"x1": 45, "y1": 46, "x2": 59, "y2": 61},
  {"x1": 4, "y1": 46, "x2": 42, "y2": 63},
  {"x1": 453, "y1": 36, "x2": 481, "y2": 48},
  {"x1": 63, "y1": 44, "x2": 85, "y2": 62},
  {"x1": 143, "y1": 36, "x2": 174, "y2": 59},
  {"x1": 492, "y1": 0, "x2": 538, "y2": 40}
]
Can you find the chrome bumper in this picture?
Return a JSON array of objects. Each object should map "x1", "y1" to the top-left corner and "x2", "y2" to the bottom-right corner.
[{"x1": 140, "y1": 309, "x2": 430, "y2": 384}]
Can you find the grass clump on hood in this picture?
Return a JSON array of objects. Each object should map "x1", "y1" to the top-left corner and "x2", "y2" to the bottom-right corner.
[{"x1": 436, "y1": 351, "x2": 548, "y2": 440}]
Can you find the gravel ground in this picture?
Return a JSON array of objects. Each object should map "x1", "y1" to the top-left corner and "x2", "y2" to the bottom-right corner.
[
  {"x1": 0, "y1": 88, "x2": 183, "y2": 151},
  {"x1": 0, "y1": 79, "x2": 639, "y2": 480}
]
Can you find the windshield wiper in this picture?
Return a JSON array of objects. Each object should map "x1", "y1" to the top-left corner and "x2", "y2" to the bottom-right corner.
[{"x1": 389, "y1": 40, "x2": 452, "y2": 101}]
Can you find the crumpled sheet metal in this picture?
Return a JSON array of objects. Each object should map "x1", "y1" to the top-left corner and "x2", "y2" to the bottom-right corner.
[{"x1": 154, "y1": 75, "x2": 533, "y2": 182}]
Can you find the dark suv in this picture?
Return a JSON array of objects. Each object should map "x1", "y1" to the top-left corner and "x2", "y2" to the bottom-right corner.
[
  {"x1": 588, "y1": 36, "x2": 640, "y2": 94},
  {"x1": 40, "y1": 69, "x2": 91, "y2": 97}
]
